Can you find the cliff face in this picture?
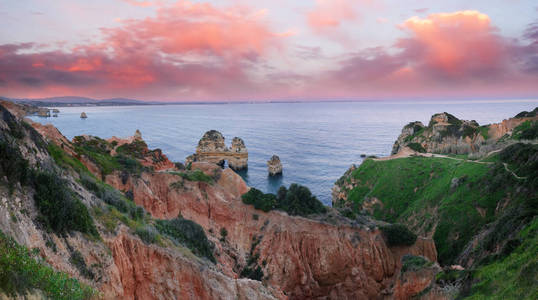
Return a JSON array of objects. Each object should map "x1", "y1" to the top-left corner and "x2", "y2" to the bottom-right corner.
[
  {"x1": 187, "y1": 130, "x2": 248, "y2": 171},
  {"x1": 1, "y1": 101, "x2": 441, "y2": 300},
  {"x1": 391, "y1": 110, "x2": 538, "y2": 155},
  {"x1": 103, "y1": 161, "x2": 437, "y2": 299}
]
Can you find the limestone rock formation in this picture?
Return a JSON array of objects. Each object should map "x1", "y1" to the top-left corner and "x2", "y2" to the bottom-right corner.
[
  {"x1": 391, "y1": 111, "x2": 538, "y2": 155},
  {"x1": 134, "y1": 129, "x2": 142, "y2": 140},
  {"x1": 267, "y1": 155, "x2": 283, "y2": 176},
  {"x1": 187, "y1": 130, "x2": 248, "y2": 171},
  {"x1": 80, "y1": 112, "x2": 88, "y2": 119}
]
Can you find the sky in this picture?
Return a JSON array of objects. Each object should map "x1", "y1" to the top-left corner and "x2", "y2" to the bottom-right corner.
[{"x1": 0, "y1": 0, "x2": 537, "y2": 101}]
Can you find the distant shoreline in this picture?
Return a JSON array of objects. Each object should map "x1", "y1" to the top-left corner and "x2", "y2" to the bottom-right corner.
[{"x1": 3, "y1": 97, "x2": 538, "y2": 108}]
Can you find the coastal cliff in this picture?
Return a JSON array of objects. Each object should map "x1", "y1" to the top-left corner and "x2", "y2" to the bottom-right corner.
[
  {"x1": 334, "y1": 108, "x2": 538, "y2": 299},
  {"x1": 0, "y1": 101, "x2": 439, "y2": 299},
  {"x1": 391, "y1": 109, "x2": 538, "y2": 156}
]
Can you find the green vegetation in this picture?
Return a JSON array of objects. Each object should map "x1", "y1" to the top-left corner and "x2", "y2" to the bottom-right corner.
[
  {"x1": 116, "y1": 140, "x2": 148, "y2": 159},
  {"x1": 242, "y1": 184, "x2": 327, "y2": 217},
  {"x1": 155, "y1": 217, "x2": 215, "y2": 263},
  {"x1": 0, "y1": 140, "x2": 29, "y2": 192},
  {"x1": 407, "y1": 142, "x2": 426, "y2": 153},
  {"x1": 499, "y1": 143, "x2": 538, "y2": 182},
  {"x1": 380, "y1": 224, "x2": 417, "y2": 247},
  {"x1": 69, "y1": 250, "x2": 94, "y2": 279},
  {"x1": 241, "y1": 188, "x2": 276, "y2": 212},
  {"x1": 176, "y1": 169, "x2": 214, "y2": 183},
  {"x1": 465, "y1": 218, "x2": 538, "y2": 299},
  {"x1": 512, "y1": 120, "x2": 538, "y2": 140},
  {"x1": 240, "y1": 235, "x2": 264, "y2": 281},
  {"x1": 0, "y1": 230, "x2": 96, "y2": 299},
  {"x1": 514, "y1": 107, "x2": 537, "y2": 118},
  {"x1": 479, "y1": 126, "x2": 490, "y2": 140},
  {"x1": 80, "y1": 173, "x2": 145, "y2": 222},
  {"x1": 48, "y1": 143, "x2": 88, "y2": 175},
  {"x1": 400, "y1": 255, "x2": 432, "y2": 273},
  {"x1": 338, "y1": 152, "x2": 534, "y2": 264},
  {"x1": 32, "y1": 170, "x2": 98, "y2": 238},
  {"x1": 134, "y1": 225, "x2": 160, "y2": 244},
  {"x1": 72, "y1": 136, "x2": 145, "y2": 177}
]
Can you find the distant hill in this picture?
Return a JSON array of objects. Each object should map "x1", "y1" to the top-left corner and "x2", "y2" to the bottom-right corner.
[{"x1": 0, "y1": 96, "x2": 153, "y2": 106}]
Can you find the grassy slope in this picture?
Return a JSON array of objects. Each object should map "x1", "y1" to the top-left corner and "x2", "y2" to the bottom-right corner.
[
  {"x1": 466, "y1": 218, "x2": 537, "y2": 299},
  {"x1": 342, "y1": 156, "x2": 518, "y2": 264},
  {"x1": 0, "y1": 230, "x2": 96, "y2": 300}
]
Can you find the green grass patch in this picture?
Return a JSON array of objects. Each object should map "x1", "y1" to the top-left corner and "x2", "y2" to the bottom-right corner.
[
  {"x1": 171, "y1": 169, "x2": 214, "y2": 184},
  {"x1": 343, "y1": 156, "x2": 520, "y2": 264},
  {"x1": 47, "y1": 143, "x2": 89, "y2": 175},
  {"x1": 0, "y1": 230, "x2": 96, "y2": 299},
  {"x1": 465, "y1": 218, "x2": 538, "y2": 299}
]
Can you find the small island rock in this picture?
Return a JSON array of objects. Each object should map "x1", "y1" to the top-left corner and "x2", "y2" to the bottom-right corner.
[
  {"x1": 267, "y1": 155, "x2": 283, "y2": 176},
  {"x1": 80, "y1": 112, "x2": 88, "y2": 119}
]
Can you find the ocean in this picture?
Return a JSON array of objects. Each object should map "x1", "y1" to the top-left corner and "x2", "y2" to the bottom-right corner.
[{"x1": 30, "y1": 100, "x2": 538, "y2": 205}]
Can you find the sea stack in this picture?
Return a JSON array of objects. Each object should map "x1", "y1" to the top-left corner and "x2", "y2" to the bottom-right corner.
[
  {"x1": 80, "y1": 112, "x2": 88, "y2": 119},
  {"x1": 267, "y1": 155, "x2": 283, "y2": 176},
  {"x1": 134, "y1": 129, "x2": 142, "y2": 140},
  {"x1": 187, "y1": 130, "x2": 248, "y2": 170}
]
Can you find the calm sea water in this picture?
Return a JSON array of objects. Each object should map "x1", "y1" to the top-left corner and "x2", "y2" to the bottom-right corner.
[{"x1": 30, "y1": 100, "x2": 538, "y2": 205}]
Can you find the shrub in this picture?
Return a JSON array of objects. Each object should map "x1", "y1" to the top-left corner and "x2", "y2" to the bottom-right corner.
[
  {"x1": 242, "y1": 184, "x2": 327, "y2": 217},
  {"x1": 135, "y1": 225, "x2": 159, "y2": 244},
  {"x1": 242, "y1": 188, "x2": 276, "y2": 212},
  {"x1": 408, "y1": 142, "x2": 426, "y2": 153},
  {"x1": 512, "y1": 121, "x2": 538, "y2": 140},
  {"x1": 240, "y1": 266, "x2": 263, "y2": 281},
  {"x1": 80, "y1": 173, "x2": 145, "y2": 222},
  {"x1": 155, "y1": 217, "x2": 215, "y2": 262},
  {"x1": 31, "y1": 171, "x2": 98, "y2": 238},
  {"x1": 220, "y1": 227, "x2": 228, "y2": 242},
  {"x1": 0, "y1": 140, "x2": 29, "y2": 192},
  {"x1": 277, "y1": 184, "x2": 327, "y2": 217},
  {"x1": 380, "y1": 224, "x2": 417, "y2": 247},
  {"x1": 0, "y1": 230, "x2": 96, "y2": 299},
  {"x1": 69, "y1": 250, "x2": 94, "y2": 279},
  {"x1": 116, "y1": 140, "x2": 148, "y2": 159},
  {"x1": 401, "y1": 255, "x2": 432, "y2": 273}
]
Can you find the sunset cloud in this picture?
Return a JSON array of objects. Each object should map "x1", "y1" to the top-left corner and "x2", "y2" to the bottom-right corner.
[
  {"x1": 0, "y1": 3, "x2": 537, "y2": 101},
  {"x1": 398, "y1": 10, "x2": 508, "y2": 78},
  {"x1": 0, "y1": 1, "x2": 283, "y2": 100},
  {"x1": 307, "y1": 0, "x2": 359, "y2": 32}
]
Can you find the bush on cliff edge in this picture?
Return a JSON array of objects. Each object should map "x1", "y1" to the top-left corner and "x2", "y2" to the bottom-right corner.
[
  {"x1": 242, "y1": 184, "x2": 326, "y2": 217},
  {"x1": 380, "y1": 224, "x2": 417, "y2": 247}
]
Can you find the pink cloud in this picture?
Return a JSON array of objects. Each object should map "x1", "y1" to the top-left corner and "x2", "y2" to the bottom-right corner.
[
  {"x1": 308, "y1": 11, "x2": 538, "y2": 99},
  {"x1": 0, "y1": 1, "x2": 283, "y2": 100},
  {"x1": 307, "y1": 0, "x2": 358, "y2": 32}
]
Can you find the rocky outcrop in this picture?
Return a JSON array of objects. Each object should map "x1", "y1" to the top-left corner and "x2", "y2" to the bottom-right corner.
[
  {"x1": 391, "y1": 111, "x2": 538, "y2": 155},
  {"x1": 267, "y1": 155, "x2": 283, "y2": 176},
  {"x1": 187, "y1": 130, "x2": 248, "y2": 171},
  {"x1": 80, "y1": 112, "x2": 88, "y2": 119},
  {"x1": 105, "y1": 161, "x2": 438, "y2": 299}
]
